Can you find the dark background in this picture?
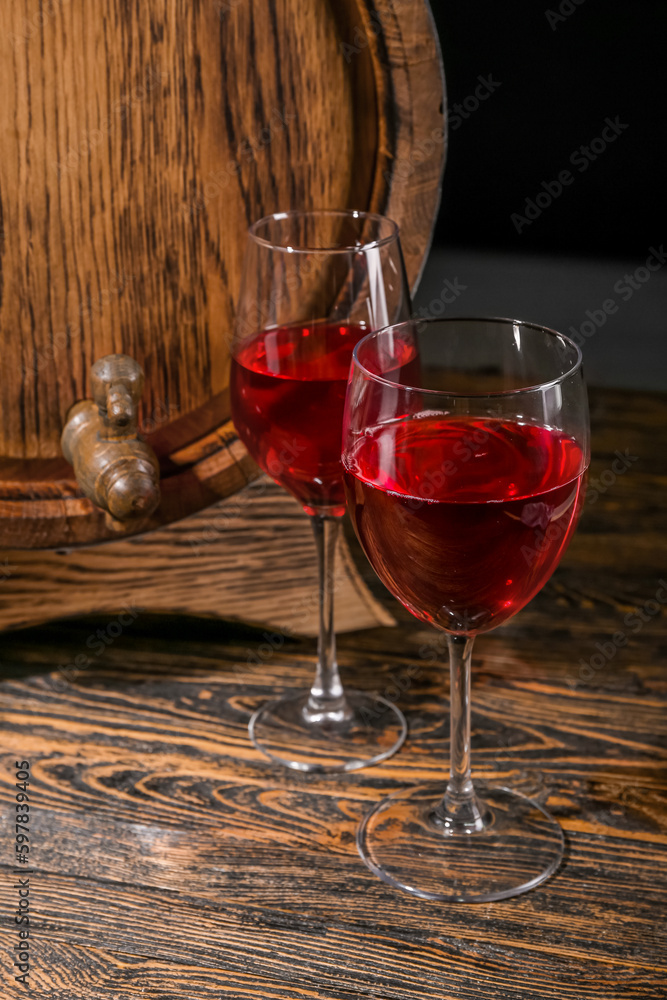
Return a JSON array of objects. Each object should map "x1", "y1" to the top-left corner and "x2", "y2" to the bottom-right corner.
[
  {"x1": 415, "y1": 0, "x2": 666, "y2": 389},
  {"x1": 432, "y1": 0, "x2": 664, "y2": 258}
]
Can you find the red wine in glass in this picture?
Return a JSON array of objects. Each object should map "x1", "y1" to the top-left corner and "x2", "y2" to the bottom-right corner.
[
  {"x1": 230, "y1": 209, "x2": 410, "y2": 773},
  {"x1": 231, "y1": 319, "x2": 369, "y2": 516},
  {"x1": 344, "y1": 415, "x2": 586, "y2": 634},
  {"x1": 342, "y1": 317, "x2": 590, "y2": 901}
]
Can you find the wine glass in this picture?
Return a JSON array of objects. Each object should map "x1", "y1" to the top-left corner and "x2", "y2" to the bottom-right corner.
[
  {"x1": 342, "y1": 317, "x2": 590, "y2": 900},
  {"x1": 230, "y1": 210, "x2": 410, "y2": 772}
]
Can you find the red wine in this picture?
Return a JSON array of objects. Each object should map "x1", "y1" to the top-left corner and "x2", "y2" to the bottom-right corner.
[
  {"x1": 344, "y1": 415, "x2": 586, "y2": 634},
  {"x1": 231, "y1": 320, "x2": 368, "y2": 516}
]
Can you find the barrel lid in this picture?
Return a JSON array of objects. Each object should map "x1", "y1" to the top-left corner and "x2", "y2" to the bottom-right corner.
[{"x1": 0, "y1": 0, "x2": 445, "y2": 548}]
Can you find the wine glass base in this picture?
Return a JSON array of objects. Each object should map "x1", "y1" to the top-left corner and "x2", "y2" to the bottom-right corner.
[
  {"x1": 357, "y1": 781, "x2": 565, "y2": 902},
  {"x1": 248, "y1": 690, "x2": 407, "y2": 773}
]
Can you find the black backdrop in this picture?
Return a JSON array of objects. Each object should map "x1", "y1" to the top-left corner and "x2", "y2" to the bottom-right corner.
[{"x1": 430, "y1": 0, "x2": 665, "y2": 260}]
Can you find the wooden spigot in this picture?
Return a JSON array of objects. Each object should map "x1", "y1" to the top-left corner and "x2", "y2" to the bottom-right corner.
[{"x1": 61, "y1": 354, "x2": 161, "y2": 522}]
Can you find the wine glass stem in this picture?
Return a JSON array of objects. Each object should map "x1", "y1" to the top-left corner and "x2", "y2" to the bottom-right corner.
[
  {"x1": 434, "y1": 634, "x2": 487, "y2": 831},
  {"x1": 306, "y1": 515, "x2": 352, "y2": 721}
]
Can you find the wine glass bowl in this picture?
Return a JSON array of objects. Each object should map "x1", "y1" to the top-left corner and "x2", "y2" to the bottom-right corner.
[
  {"x1": 342, "y1": 317, "x2": 590, "y2": 900},
  {"x1": 230, "y1": 210, "x2": 410, "y2": 772}
]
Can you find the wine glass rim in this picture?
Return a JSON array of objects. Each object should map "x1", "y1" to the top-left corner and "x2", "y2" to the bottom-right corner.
[
  {"x1": 351, "y1": 316, "x2": 585, "y2": 397},
  {"x1": 247, "y1": 209, "x2": 400, "y2": 254}
]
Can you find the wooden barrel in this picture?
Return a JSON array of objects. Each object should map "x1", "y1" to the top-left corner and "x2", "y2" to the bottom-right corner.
[{"x1": 0, "y1": 0, "x2": 444, "y2": 551}]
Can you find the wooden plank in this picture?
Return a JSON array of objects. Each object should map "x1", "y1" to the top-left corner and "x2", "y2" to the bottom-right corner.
[
  {"x1": 0, "y1": 869, "x2": 664, "y2": 999},
  {"x1": 0, "y1": 478, "x2": 395, "y2": 635},
  {"x1": 5, "y1": 941, "x2": 365, "y2": 1000}
]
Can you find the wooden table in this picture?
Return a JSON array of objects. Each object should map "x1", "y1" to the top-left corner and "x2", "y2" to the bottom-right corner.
[{"x1": 1, "y1": 386, "x2": 665, "y2": 999}]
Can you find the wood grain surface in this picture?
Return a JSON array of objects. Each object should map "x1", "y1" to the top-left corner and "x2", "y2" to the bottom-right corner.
[
  {"x1": 0, "y1": 384, "x2": 665, "y2": 998},
  {"x1": 0, "y1": 475, "x2": 395, "y2": 635},
  {"x1": 0, "y1": 0, "x2": 445, "y2": 547}
]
